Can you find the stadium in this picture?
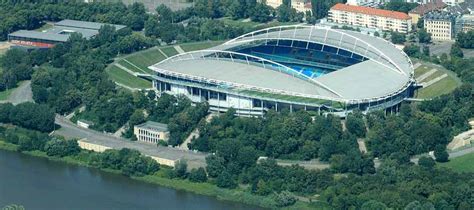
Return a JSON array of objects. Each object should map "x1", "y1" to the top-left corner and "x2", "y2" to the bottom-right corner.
[{"x1": 149, "y1": 25, "x2": 416, "y2": 117}]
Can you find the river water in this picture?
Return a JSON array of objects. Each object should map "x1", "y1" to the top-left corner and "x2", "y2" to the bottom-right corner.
[{"x1": 0, "y1": 150, "x2": 260, "y2": 210}]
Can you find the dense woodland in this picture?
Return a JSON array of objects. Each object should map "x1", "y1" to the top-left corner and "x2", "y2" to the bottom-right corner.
[{"x1": 0, "y1": 1, "x2": 473, "y2": 209}]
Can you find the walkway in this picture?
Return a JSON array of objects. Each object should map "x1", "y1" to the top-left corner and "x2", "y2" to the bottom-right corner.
[
  {"x1": 0, "y1": 80, "x2": 33, "y2": 105},
  {"x1": 54, "y1": 115, "x2": 207, "y2": 169},
  {"x1": 416, "y1": 68, "x2": 437, "y2": 82},
  {"x1": 174, "y1": 45, "x2": 185, "y2": 54},
  {"x1": 420, "y1": 74, "x2": 448, "y2": 88}
]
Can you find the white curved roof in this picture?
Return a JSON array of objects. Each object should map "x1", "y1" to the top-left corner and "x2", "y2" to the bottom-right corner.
[{"x1": 149, "y1": 25, "x2": 414, "y2": 103}]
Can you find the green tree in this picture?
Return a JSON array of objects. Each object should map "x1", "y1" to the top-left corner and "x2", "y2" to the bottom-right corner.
[
  {"x1": 174, "y1": 160, "x2": 188, "y2": 178},
  {"x1": 216, "y1": 170, "x2": 236, "y2": 189},
  {"x1": 361, "y1": 200, "x2": 388, "y2": 210},
  {"x1": 188, "y1": 167, "x2": 207, "y2": 182},
  {"x1": 418, "y1": 29, "x2": 432, "y2": 43},
  {"x1": 434, "y1": 145, "x2": 449, "y2": 162},
  {"x1": 346, "y1": 111, "x2": 366, "y2": 138},
  {"x1": 450, "y1": 43, "x2": 464, "y2": 58},
  {"x1": 391, "y1": 32, "x2": 406, "y2": 44},
  {"x1": 418, "y1": 156, "x2": 435, "y2": 169},
  {"x1": 44, "y1": 138, "x2": 80, "y2": 157},
  {"x1": 205, "y1": 155, "x2": 226, "y2": 178},
  {"x1": 274, "y1": 191, "x2": 297, "y2": 207}
]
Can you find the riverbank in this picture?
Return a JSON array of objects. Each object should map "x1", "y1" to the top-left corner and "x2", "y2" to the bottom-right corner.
[{"x1": 0, "y1": 140, "x2": 327, "y2": 210}]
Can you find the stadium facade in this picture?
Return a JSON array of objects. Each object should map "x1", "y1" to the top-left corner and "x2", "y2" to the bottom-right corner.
[{"x1": 149, "y1": 25, "x2": 415, "y2": 117}]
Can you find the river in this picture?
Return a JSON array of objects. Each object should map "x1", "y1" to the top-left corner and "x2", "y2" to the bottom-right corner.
[{"x1": 0, "y1": 150, "x2": 260, "y2": 210}]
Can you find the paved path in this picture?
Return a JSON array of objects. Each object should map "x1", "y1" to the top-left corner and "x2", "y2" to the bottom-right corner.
[
  {"x1": 174, "y1": 45, "x2": 185, "y2": 54},
  {"x1": 54, "y1": 116, "x2": 207, "y2": 169},
  {"x1": 413, "y1": 62, "x2": 422, "y2": 69},
  {"x1": 416, "y1": 68, "x2": 437, "y2": 82},
  {"x1": 421, "y1": 74, "x2": 448, "y2": 88},
  {"x1": 158, "y1": 48, "x2": 169, "y2": 58},
  {"x1": 0, "y1": 80, "x2": 33, "y2": 105}
]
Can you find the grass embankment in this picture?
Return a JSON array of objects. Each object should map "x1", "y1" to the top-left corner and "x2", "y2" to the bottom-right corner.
[
  {"x1": 106, "y1": 65, "x2": 152, "y2": 89},
  {"x1": 417, "y1": 77, "x2": 459, "y2": 99},
  {"x1": 414, "y1": 63, "x2": 461, "y2": 99},
  {"x1": 108, "y1": 41, "x2": 224, "y2": 89},
  {"x1": 179, "y1": 41, "x2": 225, "y2": 52},
  {"x1": 0, "y1": 139, "x2": 321, "y2": 209},
  {"x1": 440, "y1": 153, "x2": 474, "y2": 173}
]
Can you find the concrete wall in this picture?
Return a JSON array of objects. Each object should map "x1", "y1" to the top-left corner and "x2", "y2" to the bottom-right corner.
[
  {"x1": 78, "y1": 140, "x2": 111, "y2": 153},
  {"x1": 77, "y1": 139, "x2": 178, "y2": 168}
]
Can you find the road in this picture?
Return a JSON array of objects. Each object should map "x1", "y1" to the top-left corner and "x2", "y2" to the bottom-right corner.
[{"x1": 54, "y1": 115, "x2": 207, "y2": 169}]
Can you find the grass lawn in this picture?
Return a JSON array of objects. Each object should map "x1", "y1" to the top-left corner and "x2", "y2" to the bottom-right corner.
[
  {"x1": 106, "y1": 65, "x2": 151, "y2": 89},
  {"x1": 440, "y1": 152, "x2": 474, "y2": 173},
  {"x1": 419, "y1": 70, "x2": 445, "y2": 83},
  {"x1": 160, "y1": 47, "x2": 178, "y2": 57},
  {"x1": 417, "y1": 76, "x2": 460, "y2": 99},
  {"x1": 117, "y1": 60, "x2": 147, "y2": 74},
  {"x1": 414, "y1": 65, "x2": 432, "y2": 78},
  {"x1": 125, "y1": 48, "x2": 167, "y2": 71},
  {"x1": 0, "y1": 48, "x2": 7, "y2": 57},
  {"x1": 180, "y1": 41, "x2": 225, "y2": 52},
  {"x1": 0, "y1": 88, "x2": 14, "y2": 101}
]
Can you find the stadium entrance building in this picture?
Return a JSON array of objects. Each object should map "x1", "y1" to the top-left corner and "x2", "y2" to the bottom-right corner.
[
  {"x1": 149, "y1": 25, "x2": 415, "y2": 117},
  {"x1": 8, "y1": 20, "x2": 126, "y2": 49}
]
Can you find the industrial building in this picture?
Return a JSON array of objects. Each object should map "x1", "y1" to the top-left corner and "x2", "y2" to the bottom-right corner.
[
  {"x1": 328, "y1": 3, "x2": 413, "y2": 33},
  {"x1": 149, "y1": 25, "x2": 415, "y2": 117},
  {"x1": 8, "y1": 19, "x2": 126, "y2": 49}
]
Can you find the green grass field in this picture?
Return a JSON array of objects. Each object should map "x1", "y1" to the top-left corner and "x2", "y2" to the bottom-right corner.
[
  {"x1": 419, "y1": 70, "x2": 445, "y2": 83},
  {"x1": 414, "y1": 65, "x2": 431, "y2": 78},
  {"x1": 417, "y1": 76, "x2": 459, "y2": 99},
  {"x1": 160, "y1": 47, "x2": 178, "y2": 57},
  {"x1": 0, "y1": 88, "x2": 14, "y2": 101},
  {"x1": 117, "y1": 60, "x2": 147, "y2": 73},
  {"x1": 124, "y1": 48, "x2": 167, "y2": 71},
  {"x1": 440, "y1": 153, "x2": 474, "y2": 173},
  {"x1": 180, "y1": 41, "x2": 224, "y2": 52},
  {"x1": 106, "y1": 65, "x2": 151, "y2": 89}
]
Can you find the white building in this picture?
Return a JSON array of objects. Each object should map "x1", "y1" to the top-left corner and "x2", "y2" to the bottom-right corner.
[
  {"x1": 134, "y1": 121, "x2": 169, "y2": 144},
  {"x1": 424, "y1": 11, "x2": 456, "y2": 41},
  {"x1": 329, "y1": 3, "x2": 413, "y2": 33}
]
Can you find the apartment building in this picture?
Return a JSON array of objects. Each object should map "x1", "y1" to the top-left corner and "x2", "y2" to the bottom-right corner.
[
  {"x1": 134, "y1": 121, "x2": 169, "y2": 144},
  {"x1": 455, "y1": 14, "x2": 474, "y2": 35},
  {"x1": 424, "y1": 11, "x2": 456, "y2": 41},
  {"x1": 328, "y1": 3, "x2": 413, "y2": 33},
  {"x1": 263, "y1": 0, "x2": 312, "y2": 13},
  {"x1": 409, "y1": 1, "x2": 447, "y2": 24}
]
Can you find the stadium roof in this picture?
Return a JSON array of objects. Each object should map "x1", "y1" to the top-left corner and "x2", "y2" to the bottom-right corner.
[
  {"x1": 150, "y1": 25, "x2": 414, "y2": 103},
  {"x1": 8, "y1": 20, "x2": 126, "y2": 43},
  {"x1": 55, "y1": 19, "x2": 126, "y2": 31},
  {"x1": 331, "y1": 3, "x2": 411, "y2": 20}
]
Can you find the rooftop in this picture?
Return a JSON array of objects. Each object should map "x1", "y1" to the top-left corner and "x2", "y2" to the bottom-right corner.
[
  {"x1": 151, "y1": 26, "x2": 414, "y2": 102},
  {"x1": 409, "y1": 0, "x2": 447, "y2": 15},
  {"x1": 8, "y1": 19, "x2": 126, "y2": 43},
  {"x1": 424, "y1": 11, "x2": 456, "y2": 21},
  {"x1": 135, "y1": 121, "x2": 169, "y2": 132},
  {"x1": 55, "y1": 19, "x2": 126, "y2": 31},
  {"x1": 331, "y1": 3, "x2": 411, "y2": 20}
]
